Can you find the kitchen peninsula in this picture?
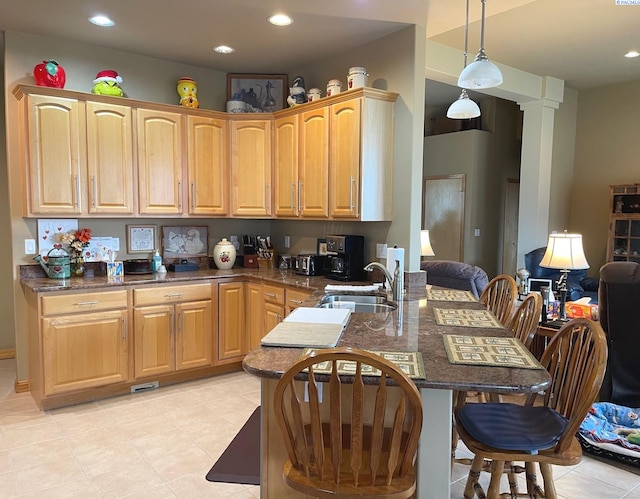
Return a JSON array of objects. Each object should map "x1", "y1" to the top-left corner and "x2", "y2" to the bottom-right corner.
[{"x1": 242, "y1": 287, "x2": 551, "y2": 499}]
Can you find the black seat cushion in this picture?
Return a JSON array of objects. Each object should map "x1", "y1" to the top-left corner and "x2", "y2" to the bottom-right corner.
[{"x1": 457, "y1": 403, "x2": 569, "y2": 453}]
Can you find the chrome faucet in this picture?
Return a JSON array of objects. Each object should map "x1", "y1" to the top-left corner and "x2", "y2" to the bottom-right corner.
[{"x1": 364, "y1": 261, "x2": 402, "y2": 302}]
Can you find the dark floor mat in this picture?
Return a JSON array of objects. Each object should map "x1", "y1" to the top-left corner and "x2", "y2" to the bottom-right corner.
[{"x1": 206, "y1": 406, "x2": 261, "y2": 485}]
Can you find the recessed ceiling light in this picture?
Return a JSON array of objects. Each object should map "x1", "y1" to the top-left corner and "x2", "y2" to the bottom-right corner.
[
  {"x1": 625, "y1": 50, "x2": 640, "y2": 58},
  {"x1": 214, "y1": 45, "x2": 236, "y2": 55},
  {"x1": 89, "y1": 15, "x2": 115, "y2": 27},
  {"x1": 268, "y1": 14, "x2": 293, "y2": 26}
]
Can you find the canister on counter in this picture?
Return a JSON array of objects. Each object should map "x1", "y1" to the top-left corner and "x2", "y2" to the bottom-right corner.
[{"x1": 307, "y1": 88, "x2": 322, "y2": 101}]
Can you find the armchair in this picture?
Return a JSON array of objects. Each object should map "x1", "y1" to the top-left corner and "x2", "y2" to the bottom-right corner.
[{"x1": 598, "y1": 261, "x2": 640, "y2": 406}]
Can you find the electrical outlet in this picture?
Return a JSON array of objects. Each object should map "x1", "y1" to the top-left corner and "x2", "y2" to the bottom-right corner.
[
  {"x1": 376, "y1": 243, "x2": 388, "y2": 259},
  {"x1": 24, "y1": 239, "x2": 36, "y2": 255},
  {"x1": 284, "y1": 235, "x2": 290, "y2": 248}
]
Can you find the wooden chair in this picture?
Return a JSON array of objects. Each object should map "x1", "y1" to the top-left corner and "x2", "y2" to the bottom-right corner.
[
  {"x1": 478, "y1": 274, "x2": 518, "y2": 326},
  {"x1": 454, "y1": 318, "x2": 607, "y2": 499},
  {"x1": 506, "y1": 292, "x2": 543, "y2": 350},
  {"x1": 273, "y1": 347, "x2": 423, "y2": 498}
]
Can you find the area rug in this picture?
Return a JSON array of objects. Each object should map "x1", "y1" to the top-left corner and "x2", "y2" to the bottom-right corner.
[{"x1": 206, "y1": 406, "x2": 261, "y2": 485}]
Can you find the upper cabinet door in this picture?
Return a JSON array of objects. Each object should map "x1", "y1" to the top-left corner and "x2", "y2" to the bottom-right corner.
[
  {"x1": 329, "y1": 99, "x2": 361, "y2": 219},
  {"x1": 274, "y1": 115, "x2": 298, "y2": 217},
  {"x1": 136, "y1": 108, "x2": 184, "y2": 215},
  {"x1": 230, "y1": 119, "x2": 273, "y2": 217},
  {"x1": 299, "y1": 107, "x2": 329, "y2": 218},
  {"x1": 24, "y1": 94, "x2": 85, "y2": 215},
  {"x1": 86, "y1": 101, "x2": 135, "y2": 214},
  {"x1": 186, "y1": 115, "x2": 228, "y2": 216}
]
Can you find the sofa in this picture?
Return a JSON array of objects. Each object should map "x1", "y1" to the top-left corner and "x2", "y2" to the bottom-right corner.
[
  {"x1": 524, "y1": 246, "x2": 599, "y2": 304},
  {"x1": 420, "y1": 260, "x2": 489, "y2": 298}
]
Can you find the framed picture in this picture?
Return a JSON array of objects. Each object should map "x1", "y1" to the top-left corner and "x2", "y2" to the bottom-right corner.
[
  {"x1": 226, "y1": 73, "x2": 288, "y2": 112},
  {"x1": 126, "y1": 225, "x2": 156, "y2": 253},
  {"x1": 161, "y1": 226, "x2": 209, "y2": 258},
  {"x1": 317, "y1": 238, "x2": 328, "y2": 256},
  {"x1": 528, "y1": 278, "x2": 554, "y2": 293}
]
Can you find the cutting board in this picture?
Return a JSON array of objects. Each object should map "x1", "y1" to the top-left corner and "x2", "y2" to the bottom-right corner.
[
  {"x1": 261, "y1": 307, "x2": 351, "y2": 348},
  {"x1": 260, "y1": 321, "x2": 346, "y2": 348},
  {"x1": 284, "y1": 307, "x2": 351, "y2": 327}
]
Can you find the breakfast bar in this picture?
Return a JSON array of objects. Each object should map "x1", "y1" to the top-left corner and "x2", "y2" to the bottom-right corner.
[{"x1": 243, "y1": 287, "x2": 551, "y2": 499}]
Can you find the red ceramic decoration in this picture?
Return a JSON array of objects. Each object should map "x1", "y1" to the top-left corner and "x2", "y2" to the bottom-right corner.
[{"x1": 33, "y1": 60, "x2": 66, "y2": 88}]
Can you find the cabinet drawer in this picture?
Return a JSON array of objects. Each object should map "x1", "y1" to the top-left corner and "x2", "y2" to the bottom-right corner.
[
  {"x1": 286, "y1": 288, "x2": 312, "y2": 307},
  {"x1": 133, "y1": 283, "x2": 211, "y2": 306},
  {"x1": 41, "y1": 289, "x2": 127, "y2": 316},
  {"x1": 262, "y1": 284, "x2": 285, "y2": 305}
]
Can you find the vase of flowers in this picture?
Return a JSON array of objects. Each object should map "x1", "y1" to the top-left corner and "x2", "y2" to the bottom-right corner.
[{"x1": 58, "y1": 228, "x2": 91, "y2": 277}]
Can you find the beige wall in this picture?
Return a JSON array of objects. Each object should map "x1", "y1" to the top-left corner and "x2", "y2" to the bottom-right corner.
[{"x1": 571, "y1": 80, "x2": 640, "y2": 276}]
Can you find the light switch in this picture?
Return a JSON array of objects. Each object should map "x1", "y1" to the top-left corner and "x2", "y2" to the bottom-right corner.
[
  {"x1": 474, "y1": 229, "x2": 481, "y2": 237},
  {"x1": 284, "y1": 235, "x2": 290, "y2": 248},
  {"x1": 25, "y1": 239, "x2": 36, "y2": 255}
]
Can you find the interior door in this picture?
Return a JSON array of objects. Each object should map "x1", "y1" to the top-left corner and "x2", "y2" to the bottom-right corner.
[{"x1": 422, "y1": 175, "x2": 465, "y2": 261}]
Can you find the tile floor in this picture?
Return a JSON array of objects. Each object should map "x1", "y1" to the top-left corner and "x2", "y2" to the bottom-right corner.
[{"x1": 1, "y1": 357, "x2": 639, "y2": 498}]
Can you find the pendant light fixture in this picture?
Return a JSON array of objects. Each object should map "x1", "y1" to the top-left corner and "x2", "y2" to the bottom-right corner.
[
  {"x1": 458, "y1": 0, "x2": 503, "y2": 90},
  {"x1": 447, "y1": 0, "x2": 481, "y2": 119}
]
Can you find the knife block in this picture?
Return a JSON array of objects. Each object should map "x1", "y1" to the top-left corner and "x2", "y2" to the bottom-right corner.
[{"x1": 257, "y1": 254, "x2": 276, "y2": 269}]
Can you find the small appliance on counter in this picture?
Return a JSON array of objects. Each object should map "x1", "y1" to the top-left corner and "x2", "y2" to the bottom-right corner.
[
  {"x1": 325, "y1": 235, "x2": 365, "y2": 281},
  {"x1": 123, "y1": 259, "x2": 153, "y2": 275},
  {"x1": 296, "y1": 254, "x2": 328, "y2": 276}
]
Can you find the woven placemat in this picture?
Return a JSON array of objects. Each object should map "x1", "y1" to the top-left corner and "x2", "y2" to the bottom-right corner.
[
  {"x1": 433, "y1": 308, "x2": 503, "y2": 328},
  {"x1": 427, "y1": 289, "x2": 476, "y2": 302},
  {"x1": 301, "y1": 349, "x2": 426, "y2": 379},
  {"x1": 443, "y1": 334, "x2": 543, "y2": 369}
]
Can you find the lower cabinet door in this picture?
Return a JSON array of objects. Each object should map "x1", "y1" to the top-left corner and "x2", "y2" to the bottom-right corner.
[
  {"x1": 42, "y1": 310, "x2": 129, "y2": 395},
  {"x1": 175, "y1": 300, "x2": 213, "y2": 370},
  {"x1": 218, "y1": 282, "x2": 247, "y2": 361},
  {"x1": 134, "y1": 305, "x2": 175, "y2": 378}
]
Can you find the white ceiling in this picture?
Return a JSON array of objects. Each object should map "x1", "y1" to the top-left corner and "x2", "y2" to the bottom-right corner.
[{"x1": 1, "y1": 0, "x2": 638, "y2": 106}]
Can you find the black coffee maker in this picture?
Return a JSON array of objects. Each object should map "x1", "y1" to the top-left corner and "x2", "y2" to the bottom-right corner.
[{"x1": 325, "y1": 235, "x2": 365, "y2": 281}]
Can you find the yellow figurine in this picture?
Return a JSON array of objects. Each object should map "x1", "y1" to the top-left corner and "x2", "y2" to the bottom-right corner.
[
  {"x1": 92, "y1": 69, "x2": 124, "y2": 96},
  {"x1": 177, "y1": 77, "x2": 199, "y2": 108}
]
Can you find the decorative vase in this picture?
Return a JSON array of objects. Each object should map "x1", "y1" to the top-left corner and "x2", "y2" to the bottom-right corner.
[
  {"x1": 212, "y1": 238, "x2": 236, "y2": 270},
  {"x1": 72, "y1": 254, "x2": 85, "y2": 277}
]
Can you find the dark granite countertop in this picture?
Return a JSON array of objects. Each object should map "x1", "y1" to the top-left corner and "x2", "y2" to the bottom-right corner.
[
  {"x1": 243, "y1": 287, "x2": 552, "y2": 393},
  {"x1": 19, "y1": 266, "x2": 343, "y2": 294}
]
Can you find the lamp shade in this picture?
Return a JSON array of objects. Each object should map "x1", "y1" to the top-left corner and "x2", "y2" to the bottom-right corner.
[
  {"x1": 457, "y1": 51, "x2": 503, "y2": 89},
  {"x1": 539, "y1": 232, "x2": 589, "y2": 270},
  {"x1": 420, "y1": 230, "x2": 435, "y2": 257},
  {"x1": 447, "y1": 89, "x2": 481, "y2": 119}
]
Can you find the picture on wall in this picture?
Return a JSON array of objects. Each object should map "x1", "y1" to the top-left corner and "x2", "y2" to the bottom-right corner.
[
  {"x1": 162, "y1": 226, "x2": 209, "y2": 258},
  {"x1": 226, "y1": 73, "x2": 288, "y2": 112}
]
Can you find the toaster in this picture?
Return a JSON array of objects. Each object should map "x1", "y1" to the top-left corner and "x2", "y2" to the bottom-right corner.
[{"x1": 296, "y1": 254, "x2": 328, "y2": 276}]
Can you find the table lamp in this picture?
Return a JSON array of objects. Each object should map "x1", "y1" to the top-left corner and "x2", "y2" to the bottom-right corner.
[
  {"x1": 539, "y1": 231, "x2": 589, "y2": 321},
  {"x1": 420, "y1": 230, "x2": 435, "y2": 258}
]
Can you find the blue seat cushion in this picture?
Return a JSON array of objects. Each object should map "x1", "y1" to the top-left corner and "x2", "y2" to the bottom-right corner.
[{"x1": 458, "y1": 403, "x2": 569, "y2": 453}]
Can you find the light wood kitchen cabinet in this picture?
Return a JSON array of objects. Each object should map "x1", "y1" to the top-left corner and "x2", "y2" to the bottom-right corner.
[
  {"x1": 274, "y1": 115, "x2": 299, "y2": 217},
  {"x1": 329, "y1": 89, "x2": 397, "y2": 220},
  {"x1": 274, "y1": 109, "x2": 329, "y2": 218},
  {"x1": 263, "y1": 283, "x2": 286, "y2": 337},
  {"x1": 133, "y1": 282, "x2": 213, "y2": 378},
  {"x1": 217, "y1": 281, "x2": 247, "y2": 362},
  {"x1": 17, "y1": 92, "x2": 85, "y2": 215},
  {"x1": 186, "y1": 115, "x2": 228, "y2": 216},
  {"x1": 230, "y1": 118, "x2": 273, "y2": 217},
  {"x1": 136, "y1": 107, "x2": 184, "y2": 215},
  {"x1": 246, "y1": 282, "x2": 264, "y2": 350},
  {"x1": 27, "y1": 288, "x2": 129, "y2": 401},
  {"x1": 86, "y1": 101, "x2": 135, "y2": 214},
  {"x1": 285, "y1": 288, "x2": 312, "y2": 316}
]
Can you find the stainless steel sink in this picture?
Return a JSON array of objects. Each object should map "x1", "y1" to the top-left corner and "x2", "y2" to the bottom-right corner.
[{"x1": 317, "y1": 294, "x2": 397, "y2": 313}]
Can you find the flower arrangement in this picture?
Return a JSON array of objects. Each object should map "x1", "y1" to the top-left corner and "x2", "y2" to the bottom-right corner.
[{"x1": 57, "y1": 228, "x2": 92, "y2": 259}]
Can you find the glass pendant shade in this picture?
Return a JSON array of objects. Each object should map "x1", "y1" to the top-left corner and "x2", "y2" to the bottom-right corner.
[
  {"x1": 447, "y1": 89, "x2": 481, "y2": 119},
  {"x1": 458, "y1": 49, "x2": 503, "y2": 89}
]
